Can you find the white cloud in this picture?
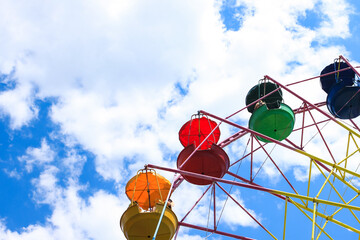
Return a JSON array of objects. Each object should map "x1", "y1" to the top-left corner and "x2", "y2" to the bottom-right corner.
[
  {"x1": 0, "y1": 0, "x2": 355, "y2": 180},
  {"x1": 0, "y1": 166, "x2": 127, "y2": 240},
  {"x1": 216, "y1": 190, "x2": 259, "y2": 229},
  {"x1": 316, "y1": 0, "x2": 351, "y2": 40},
  {"x1": 18, "y1": 139, "x2": 55, "y2": 172},
  {"x1": 62, "y1": 149, "x2": 87, "y2": 178},
  {"x1": 0, "y1": 0, "x2": 359, "y2": 238},
  {"x1": 31, "y1": 166, "x2": 60, "y2": 205},
  {"x1": 3, "y1": 169, "x2": 22, "y2": 180},
  {"x1": 0, "y1": 220, "x2": 54, "y2": 240},
  {"x1": 175, "y1": 233, "x2": 204, "y2": 240},
  {"x1": 0, "y1": 189, "x2": 127, "y2": 240},
  {"x1": 0, "y1": 81, "x2": 38, "y2": 129}
]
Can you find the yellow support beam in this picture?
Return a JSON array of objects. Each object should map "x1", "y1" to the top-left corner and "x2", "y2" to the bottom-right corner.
[
  {"x1": 333, "y1": 119, "x2": 360, "y2": 139},
  {"x1": 289, "y1": 198, "x2": 333, "y2": 240},
  {"x1": 315, "y1": 194, "x2": 360, "y2": 240},
  {"x1": 293, "y1": 200, "x2": 360, "y2": 234},
  {"x1": 313, "y1": 161, "x2": 360, "y2": 224},
  {"x1": 294, "y1": 148, "x2": 360, "y2": 180},
  {"x1": 330, "y1": 194, "x2": 359, "y2": 217},
  {"x1": 326, "y1": 168, "x2": 359, "y2": 193},
  {"x1": 343, "y1": 132, "x2": 351, "y2": 179},
  {"x1": 350, "y1": 132, "x2": 360, "y2": 151},
  {"x1": 283, "y1": 197, "x2": 288, "y2": 240},
  {"x1": 312, "y1": 202, "x2": 317, "y2": 240},
  {"x1": 316, "y1": 220, "x2": 329, "y2": 240},
  {"x1": 337, "y1": 146, "x2": 360, "y2": 167},
  {"x1": 315, "y1": 168, "x2": 335, "y2": 199},
  {"x1": 306, "y1": 159, "x2": 313, "y2": 207},
  {"x1": 269, "y1": 188, "x2": 360, "y2": 211}
]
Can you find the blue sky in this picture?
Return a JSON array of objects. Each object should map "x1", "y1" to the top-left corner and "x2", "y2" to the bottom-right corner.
[{"x1": 1, "y1": 0, "x2": 360, "y2": 239}]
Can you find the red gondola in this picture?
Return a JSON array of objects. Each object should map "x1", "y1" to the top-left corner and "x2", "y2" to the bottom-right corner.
[
  {"x1": 177, "y1": 143, "x2": 229, "y2": 185},
  {"x1": 178, "y1": 115, "x2": 220, "y2": 150}
]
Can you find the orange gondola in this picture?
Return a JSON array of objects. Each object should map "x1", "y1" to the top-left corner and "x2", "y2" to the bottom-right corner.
[
  {"x1": 120, "y1": 168, "x2": 178, "y2": 240},
  {"x1": 125, "y1": 169, "x2": 171, "y2": 210}
]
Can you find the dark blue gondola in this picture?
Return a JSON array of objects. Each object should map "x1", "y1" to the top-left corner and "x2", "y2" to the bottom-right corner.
[{"x1": 320, "y1": 61, "x2": 360, "y2": 119}]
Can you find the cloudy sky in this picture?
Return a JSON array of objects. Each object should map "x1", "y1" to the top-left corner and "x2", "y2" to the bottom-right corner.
[{"x1": 1, "y1": 0, "x2": 360, "y2": 239}]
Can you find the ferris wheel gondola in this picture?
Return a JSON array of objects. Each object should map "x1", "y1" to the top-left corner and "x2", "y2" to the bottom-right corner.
[{"x1": 320, "y1": 59, "x2": 360, "y2": 119}]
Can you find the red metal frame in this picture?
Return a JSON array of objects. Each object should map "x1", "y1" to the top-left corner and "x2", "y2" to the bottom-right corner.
[
  {"x1": 305, "y1": 103, "x2": 336, "y2": 163},
  {"x1": 178, "y1": 222, "x2": 255, "y2": 240},
  {"x1": 148, "y1": 56, "x2": 360, "y2": 239}
]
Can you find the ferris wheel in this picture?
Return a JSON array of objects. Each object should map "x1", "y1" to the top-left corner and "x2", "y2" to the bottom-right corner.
[{"x1": 120, "y1": 55, "x2": 360, "y2": 240}]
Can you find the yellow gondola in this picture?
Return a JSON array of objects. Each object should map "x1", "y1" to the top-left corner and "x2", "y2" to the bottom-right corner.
[{"x1": 120, "y1": 202, "x2": 178, "y2": 240}]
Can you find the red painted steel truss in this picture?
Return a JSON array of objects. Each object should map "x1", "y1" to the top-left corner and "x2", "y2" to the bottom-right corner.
[{"x1": 146, "y1": 56, "x2": 360, "y2": 239}]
